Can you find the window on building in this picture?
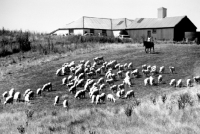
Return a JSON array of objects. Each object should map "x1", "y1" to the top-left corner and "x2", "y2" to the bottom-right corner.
[
  {"x1": 90, "y1": 29, "x2": 94, "y2": 34},
  {"x1": 69, "y1": 29, "x2": 74, "y2": 35},
  {"x1": 102, "y1": 30, "x2": 107, "y2": 36},
  {"x1": 152, "y1": 29, "x2": 156, "y2": 34}
]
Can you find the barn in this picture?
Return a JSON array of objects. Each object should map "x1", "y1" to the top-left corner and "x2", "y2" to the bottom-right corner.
[
  {"x1": 50, "y1": 16, "x2": 133, "y2": 37},
  {"x1": 126, "y1": 7, "x2": 197, "y2": 41}
]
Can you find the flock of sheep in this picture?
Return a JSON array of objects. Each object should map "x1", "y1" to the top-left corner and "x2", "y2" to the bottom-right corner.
[{"x1": 2, "y1": 56, "x2": 200, "y2": 108}]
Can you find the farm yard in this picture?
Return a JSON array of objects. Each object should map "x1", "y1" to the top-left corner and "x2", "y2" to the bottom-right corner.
[{"x1": 1, "y1": 42, "x2": 200, "y2": 134}]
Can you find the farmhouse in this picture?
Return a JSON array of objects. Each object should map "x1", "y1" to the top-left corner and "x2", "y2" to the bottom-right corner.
[{"x1": 51, "y1": 7, "x2": 197, "y2": 41}]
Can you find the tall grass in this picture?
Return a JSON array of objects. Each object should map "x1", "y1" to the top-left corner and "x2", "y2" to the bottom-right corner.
[
  {"x1": 1, "y1": 85, "x2": 200, "y2": 134},
  {"x1": 0, "y1": 28, "x2": 133, "y2": 57}
]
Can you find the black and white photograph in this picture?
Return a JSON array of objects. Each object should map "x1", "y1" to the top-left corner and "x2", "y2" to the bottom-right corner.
[{"x1": 0, "y1": 0, "x2": 200, "y2": 133}]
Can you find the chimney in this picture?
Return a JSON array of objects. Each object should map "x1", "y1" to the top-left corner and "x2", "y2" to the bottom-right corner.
[{"x1": 158, "y1": 7, "x2": 167, "y2": 18}]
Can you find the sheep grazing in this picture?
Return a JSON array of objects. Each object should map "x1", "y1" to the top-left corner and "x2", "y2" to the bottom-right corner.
[
  {"x1": 13, "y1": 92, "x2": 21, "y2": 102},
  {"x1": 193, "y1": 76, "x2": 200, "y2": 83},
  {"x1": 56, "y1": 68, "x2": 62, "y2": 76},
  {"x1": 176, "y1": 79, "x2": 183, "y2": 87},
  {"x1": 95, "y1": 68, "x2": 102, "y2": 76},
  {"x1": 96, "y1": 93, "x2": 106, "y2": 104},
  {"x1": 9, "y1": 88, "x2": 15, "y2": 97},
  {"x1": 149, "y1": 76, "x2": 155, "y2": 86},
  {"x1": 107, "y1": 94, "x2": 116, "y2": 103},
  {"x1": 106, "y1": 79, "x2": 114, "y2": 85},
  {"x1": 142, "y1": 69, "x2": 150, "y2": 77},
  {"x1": 84, "y1": 60, "x2": 91, "y2": 68},
  {"x1": 24, "y1": 94, "x2": 30, "y2": 103},
  {"x1": 110, "y1": 85, "x2": 117, "y2": 92},
  {"x1": 4, "y1": 96, "x2": 13, "y2": 105},
  {"x1": 69, "y1": 85, "x2": 76, "y2": 94},
  {"x1": 89, "y1": 87, "x2": 99, "y2": 98},
  {"x1": 62, "y1": 77, "x2": 68, "y2": 85},
  {"x1": 147, "y1": 65, "x2": 151, "y2": 71},
  {"x1": 63, "y1": 100, "x2": 68, "y2": 108},
  {"x1": 131, "y1": 69, "x2": 139, "y2": 78},
  {"x1": 75, "y1": 90, "x2": 85, "y2": 99},
  {"x1": 42, "y1": 82, "x2": 52, "y2": 92},
  {"x1": 124, "y1": 90, "x2": 134, "y2": 99},
  {"x1": 124, "y1": 63, "x2": 128, "y2": 71},
  {"x1": 142, "y1": 64, "x2": 147, "y2": 70},
  {"x1": 150, "y1": 65, "x2": 157, "y2": 75},
  {"x1": 125, "y1": 71, "x2": 131, "y2": 78},
  {"x1": 158, "y1": 75, "x2": 163, "y2": 84},
  {"x1": 118, "y1": 83, "x2": 125, "y2": 90},
  {"x1": 75, "y1": 79, "x2": 85, "y2": 88},
  {"x1": 144, "y1": 77, "x2": 150, "y2": 86},
  {"x1": 169, "y1": 66, "x2": 175, "y2": 74},
  {"x1": 97, "y1": 77, "x2": 104, "y2": 85},
  {"x1": 67, "y1": 82, "x2": 74, "y2": 89},
  {"x1": 23, "y1": 89, "x2": 31, "y2": 97},
  {"x1": 91, "y1": 95, "x2": 96, "y2": 103},
  {"x1": 68, "y1": 75, "x2": 73, "y2": 82},
  {"x1": 117, "y1": 70, "x2": 123, "y2": 79},
  {"x1": 2, "y1": 91, "x2": 8, "y2": 99},
  {"x1": 36, "y1": 88, "x2": 42, "y2": 96},
  {"x1": 99, "y1": 84, "x2": 106, "y2": 91},
  {"x1": 116, "y1": 90, "x2": 124, "y2": 98},
  {"x1": 27, "y1": 91, "x2": 34, "y2": 100},
  {"x1": 123, "y1": 77, "x2": 132, "y2": 87},
  {"x1": 159, "y1": 66, "x2": 165, "y2": 74},
  {"x1": 128, "y1": 62, "x2": 133, "y2": 70},
  {"x1": 169, "y1": 79, "x2": 176, "y2": 87},
  {"x1": 118, "y1": 65, "x2": 124, "y2": 71},
  {"x1": 54, "y1": 96, "x2": 59, "y2": 106},
  {"x1": 187, "y1": 79, "x2": 192, "y2": 87}
]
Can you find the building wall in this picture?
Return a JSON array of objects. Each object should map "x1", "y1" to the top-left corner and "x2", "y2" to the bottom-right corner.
[
  {"x1": 107, "y1": 30, "x2": 114, "y2": 37},
  {"x1": 74, "y1": 29, "x2": 84, "y2": 35},
  {"x1": 127, "y1": 28, "x2": 174, "y2": 41}
]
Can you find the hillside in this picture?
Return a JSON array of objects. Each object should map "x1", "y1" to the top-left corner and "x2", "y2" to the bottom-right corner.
[{"x1": 0, "y1": 43, "x2": 200, "y2": 134}]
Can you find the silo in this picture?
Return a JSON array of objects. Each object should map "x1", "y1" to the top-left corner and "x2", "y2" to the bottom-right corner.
[{"x1": 185, "y1": 32, "x2": 196, "y2": 41}]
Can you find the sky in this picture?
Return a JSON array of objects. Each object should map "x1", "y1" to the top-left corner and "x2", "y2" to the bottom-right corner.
[{"x1": 0, "y1": 0, "x2": 200, "y2": 33}]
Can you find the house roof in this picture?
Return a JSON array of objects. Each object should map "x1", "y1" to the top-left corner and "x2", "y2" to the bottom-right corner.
[
  {"x1": 63, "y1": 16, "x2": 134, "y2": 30},
  {"x1": 126, "y1": 16, "x2": 189, "y2": 29}
]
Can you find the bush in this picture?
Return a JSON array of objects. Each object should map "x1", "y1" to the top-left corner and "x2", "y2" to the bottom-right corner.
[
  {"x1": 16, "y1": 32, "x2": 31, "y2": 52},
  {"x1": 125, "y1": 105, "x2": 133, "y2": 117},
  {"x1": 178, "y1": 93, "x2": 193, "y2": 110}
]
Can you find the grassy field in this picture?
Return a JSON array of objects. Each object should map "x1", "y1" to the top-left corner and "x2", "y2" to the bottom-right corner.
[{"x1": 0, "y1": 43, "x2": 200, "y2": 134}]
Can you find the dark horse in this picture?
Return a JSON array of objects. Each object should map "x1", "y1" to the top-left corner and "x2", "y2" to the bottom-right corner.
[{"x1": 143, "y1": 41, "x2": 155, "y2": 53}]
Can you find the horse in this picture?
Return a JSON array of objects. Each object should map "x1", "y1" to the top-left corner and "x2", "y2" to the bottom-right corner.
[{"x1": 143, "y1": 41, "x2": 155, "y2": 53}]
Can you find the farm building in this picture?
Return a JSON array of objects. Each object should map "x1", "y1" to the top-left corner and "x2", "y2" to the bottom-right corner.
[
  {"x1": 126, "y1": 7, "x2": 197, "y2": 41},
  {"x1": 50, "y1": 17, "x2": 133, "y2": 37},
  {"x1": 50, "y1": 7, "x2": 197, "y2": 41}
]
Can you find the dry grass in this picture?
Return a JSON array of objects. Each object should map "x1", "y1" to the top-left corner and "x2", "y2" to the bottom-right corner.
[{"x1": 0, "y1": 42, "x2": 200, "y2": 133}]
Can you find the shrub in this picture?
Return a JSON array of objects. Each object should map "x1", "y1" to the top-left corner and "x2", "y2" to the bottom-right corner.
[
  {"x1": 125, "y1": 105, "x2": 133, "y2": 117},
  {"x1": 16, "y1": 32, "x2": 31, "y2": 52},
  {"x1": 178, "y1": 93, "x2": 193, "y2": 110}
]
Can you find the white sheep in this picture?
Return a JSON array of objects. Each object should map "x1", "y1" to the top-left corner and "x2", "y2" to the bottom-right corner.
[
  {"x1": 107, "y1": 94, "x2": 116, "y2": 103},
  {"x1": 149, "y1": 76, "x2": 155, "y2": 86},
  {"x1": 56, "y1": 68, "x2": 62, "y2": 76},
  {"x1": 75, "y1": 79, "x2": 85, "y2": 88},
  {"x1": 131, "y1": 69, "x2": 139, "y2": 78},
  {"x1": 169, "y1": 79, "x2": 176, "y2": 87},
  {"x1": 142, "y1": 69, "x2": 150, "y2": 77},
  {"x1": 158, "y1": 75, "x2": 163, "y2": 84},
  {"x1": 125, "y1": 90, "x2": 134, "y2": 99},
  {"x1": 75, "y1": 90, "x2": 85, "y2": 99},
  {"x1": 36, "y1": 88, "x2": 42, "y2": 96},
  {"x1": 99, "y1": 84, "x2": 106, "y2": 91},
  {"x1": 118, "y1": 83, "x2": 125, "y2": 90},
  {"x1": 106, "y1": 79, "x2": 114, "y2": 85},
  {"x1": 169, "y1": 66, "x2": 175, "y2": 74},
  {"x1": 27, "y1": 91, "x2": 34, "y2": 100},
  {"x1": 42, "y1": 82, "x2": 52, "y2": 92},
  {"x1": 2, "y1": 91, "x2": 8, "y2": 99},
  {"x1": 54, "y1": 96, "x2": 59, "y2": 106},
  {"x1": 69, "y1": 85, "x2": 76, "y2": 94},
  {"x1": 62, "y1": 77, "x2": 68, "y2": 85},
  {"x1": 128, "y1": 62, "x2": 133, "y2": 70},
  {"x1": 117, "y1": 70, "x2": 123, "y2": 79},
  {"x1": 13, "y1": 92, "x2": 21, "y2": 102},
  {"x1": 91, "y1": 95, "x2": 96, "y2": 103},
  {"x1": 123, "y1": 77, "x2": 132, "y2": 87},
  {"x1": 24, "y1": 94, "x2": 30, "y2": 103},
  {"x1": 147, "y1": 65, "x2": 151, "y2": 71},
  {"x1": 63, "y1": 100, "x2": 68, "y2": 108},
  {"x1": 159, "y1": 66, "x2": 165, "y2": 74},
  {"x1": 150, "y1": 65, "x2": 157, "y2": 74},
  {"x1": 142, "y1": 64, "x2": 147, "y2": 70},
  {"x1": 193, "y1": 76, "x2": 200, "y2": 83},
  {"x1": 186, "y1": 79, "x2": 192, "y2": 87},
  {"x1": 176, "y1": 79, "x2": 183, "y2": 87},
  {"x1": 97, "y1": 77, "x2": 104, "y2": 85},
  {"x1": 116, "y1": 90, "x2": 122, "y2": 98},
  {"x1": 144, "y1": 77, "x2": 150, "y2": 86},
  {"x1": 9, "y1": 88, "x2": 15, "y2": 97},
  {"x1": 23, "y1": 89, "x2": 31, "y2": 97},
  {"x1": 89, "y1": 87, "x2": 99, "y2": 98},
  {"x1": 110, "y1": 85, "x2": 117, "y2": 92},
  {"x1": 4, "y1": 96, "x2": 13, "y2": 105}
]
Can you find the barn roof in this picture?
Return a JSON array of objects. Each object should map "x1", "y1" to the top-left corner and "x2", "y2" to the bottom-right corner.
[
  {"x1": 63, "y1": 16, "x2": 134, "y2": 30},
  {"x1": 126, "y1": 16, "x2": 191, "y2": 29}
]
